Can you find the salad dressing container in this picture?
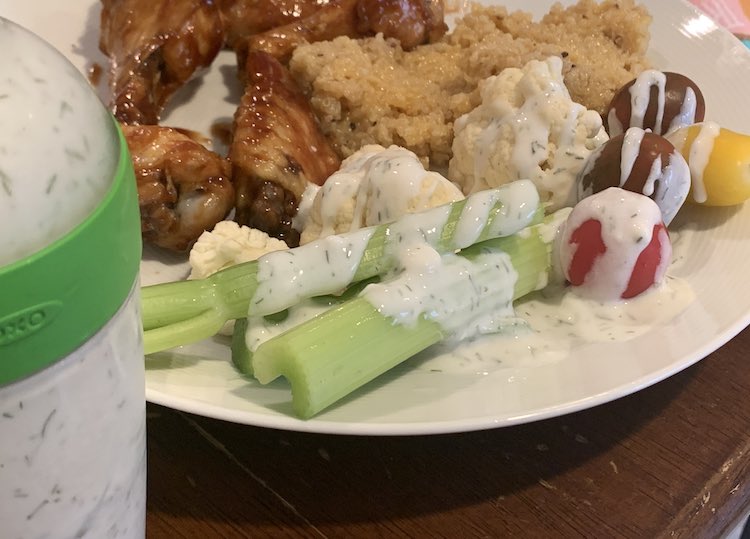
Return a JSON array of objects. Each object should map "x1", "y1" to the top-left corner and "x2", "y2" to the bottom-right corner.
[{"x1": 0, "y1": 18, "x2": 146, "y2": 538}]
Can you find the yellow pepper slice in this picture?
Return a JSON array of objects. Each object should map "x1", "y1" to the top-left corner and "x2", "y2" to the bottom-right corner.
[{"x1": 666, "y1": 122, "x2": 750, "y2": 206}]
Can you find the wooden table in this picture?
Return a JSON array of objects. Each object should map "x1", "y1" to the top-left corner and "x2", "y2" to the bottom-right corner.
[{"x1": 145, "y1": 326, "x2": 750, "y2": 538}]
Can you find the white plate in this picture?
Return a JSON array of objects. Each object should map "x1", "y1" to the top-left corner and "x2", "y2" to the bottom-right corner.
[{"x1": 5, "y1": 0, "x2": 750, "y2": 435}]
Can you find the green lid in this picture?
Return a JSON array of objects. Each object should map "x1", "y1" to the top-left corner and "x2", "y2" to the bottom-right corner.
[{"x1": 0, "y1": 124, "x2": 142, "y2": 385}]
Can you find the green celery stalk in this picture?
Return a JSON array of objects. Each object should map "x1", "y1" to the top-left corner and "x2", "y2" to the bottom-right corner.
[
  {"x1": 230, "y1": 278, "x2": 379, "y2": 376},
  {"x1": 142, "y1": 182, "x2": 542, "y2": 354},
  {"x1": 231, "y1": 318, "x2": 252, "y2": 374},
  {"x1": 251, "y1": 216, "x2": 556, "y2": 419}
]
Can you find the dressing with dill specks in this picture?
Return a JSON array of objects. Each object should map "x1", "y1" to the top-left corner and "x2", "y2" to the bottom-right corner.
[
  {"x1": 0, "y1": 18, "x2": 146, "y2": 539},
  {"x1": 0, "y1": 18, "x2": 117, "y2": 268}
]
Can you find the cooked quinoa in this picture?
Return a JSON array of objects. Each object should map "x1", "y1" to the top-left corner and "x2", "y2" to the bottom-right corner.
[{"x1": 289, "y1": 0, "x2": 651, "y2": 167}]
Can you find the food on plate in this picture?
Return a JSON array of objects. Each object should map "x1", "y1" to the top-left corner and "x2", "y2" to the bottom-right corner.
[
  {"x1": 666, "y1": 122, "x2": 750, "y2": 206},
  {"x1": 354, "y1": 0, "x2": 446, "y2": 49},
  {"x1": 123, "y1": 124, "x2": 234, "y2": 251},
  {"x1": 559, "y1": 187, "x2": 671, "y2": 301},
  {"x1": 577, "y1": 127, "x2": 690, "y2": 224},
  {"x1": 99, "y1": 0, "x2": 225, "y2": 125},
  {"x1": 235, "y1": 0, "x2": 360, "y2": 65},
  {"x1": 131, "y1": 0, "x2": 726, "y2": 419},
  {"x1": 605, "y1": 70, "x2": 706, "y2": 137},
  {"x1": 296, "y1": 144, "x2": 464, "y2": 244},
  {"x1": 218, "y1": 0, "x2": 331, "y2": 50},
  {"x1": 289, "y1": 0, "x2": 650, "y2": 166},
  {"x1": 250, "y1": 209, "x2": 567, "y2": 418},
  {"x1": 189, "y1": 220, "x2": 289, "y2": 279},
  {"x1": 235, "y1": 0, "x2": 446, "y2": 64},
  {"x1": 99, "y1": 0, "x2": 650, "y2": 250},
  {"x1": 449, "y1": 56, "x2": 608, "y2": 211},
  {"x1": 231, "y1": 51, "x2": 341, "y2": 246},
  {"x1": 140, "y1": 180, "x2": 540, "y2": 353}
]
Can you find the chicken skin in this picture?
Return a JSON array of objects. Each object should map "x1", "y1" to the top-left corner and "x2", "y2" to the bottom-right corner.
[
  {"x1": 100, "y1": 0, "x2": 225, "y2": 124},
  {"x1": 232, "y1": 0, "x2": 446, "y2": 64},
  {"x1": 230, "y1": 50, "x2": 340, "y2": 245},
  {"x1": 123, "y1": 125, "x2": 234, "y2": 251},
  {"x1": 218, "y1": 0, "x2": 333, "y2": 50},
  {"x1": 356, "y1": 0, "x2": 446, "y2": 50}
]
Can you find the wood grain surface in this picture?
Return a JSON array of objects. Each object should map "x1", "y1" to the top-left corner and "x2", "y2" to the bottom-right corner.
[{"x1": 145, "y1": 326, "x2": 750, "y2": 538}]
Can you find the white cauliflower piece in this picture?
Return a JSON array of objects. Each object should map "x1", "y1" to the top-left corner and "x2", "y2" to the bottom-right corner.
[
  {"x1": 299, "y1": 144, "x2": 464, "y2": 244},
  {"x1": 449, "y1": 56, "x2": 608, "y2": 211},
  {"x1": 189, "y1": 221, "x2": 288, "y2": 280}
]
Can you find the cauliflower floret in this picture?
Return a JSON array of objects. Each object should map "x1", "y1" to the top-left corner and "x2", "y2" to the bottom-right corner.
[
  {"x1": 299, "y1": 145, "x2": 465, "y2": 244},
  {"x1": 189, "y1": 221, "x2": 288, "y2": 280},
  {"x1": 449, "y1": 56, "x2": 608, "y2": 211}
]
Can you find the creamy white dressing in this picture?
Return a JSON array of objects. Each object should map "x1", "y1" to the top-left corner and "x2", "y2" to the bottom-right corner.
[
  {"x1": 607, "y1": 108, "x2": 624, "y2": 139},
  {"x1": 245, "y1": 186, "x2": 695, "y2": 380},
  {"x1": 414, "y1": 275, "x2": 693, "y2": 375},
  {"x1": 448, "y1": 179, "x2": 540, "y2": 248},
  {"x1": 297, "y1": 145, "x2": 464, "y2": 244},
  {"x1": 292, "y1": 183, "x2": 321, "y2": 232},
  {"x1": 251, "y1": 181, "x2": 539, "y2": 317},
  {"x1": 628, "y1": 70, "x2": 667, "y2": 134},
  {"x1": 578, "y1": 126, "x2": 690, "y2": 225},
  {"x1": 652, "y1": 151, "x2": 691, "y2": 224},
  {"x1": 559, "y1": 188, "x2": 671, "y2": 301},
  {"x1": 610, "y1": 70, "x2": 699, "y2": 138},
  {"x1": 668, "y1": 86, "x2": 698, "y2": 134},
  {"x1": 0, "y1": 287, "x2": 146, "y2": 539},
  {"x1": 361, "y1": 247, "x2": 517, "y2": 342},
  {"x1": 0, "y1": 19, "x2": 118, "y2": 268},
  {"x1": 619, "y1": 127, "x2": 646, "y2": 187},
  {"x1": 253, "y1": 228, "x2": 374, "y2": 316},
  {"x1": 618, "y1": 127, "x2": 690, "y2": 224},
  {"x1": 450, "y1": 56, "x2": 607, "y2": 211},
  {"x1": 245, "y1": 299, "x2": 334, "y2": 352},
  {"x1": 685, "y1": 121, "x2": 721, "y2": 204}
]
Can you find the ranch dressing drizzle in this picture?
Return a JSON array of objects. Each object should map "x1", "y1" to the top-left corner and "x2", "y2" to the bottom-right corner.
[
  {"x1": 607, "y1": 108, "x2": 624, "y2": 139},
  {"x1": 629, "y1": 70, "x2": 667, "y2": 133},
  {"x1": 518, "y1": 277, "x2": 693, "y2": 342},
  {"x1": 606, "y1": 127, "x2": 690, "y2": 224},
  {"x1": 361, "y1": 246, "x2": 518, "y2": 343},
  {"x1": 292, "y1": 183, "x2": 321, "y2": 231},
  {"x1": 416, "y1": 276, "x2": 694, "y2": 375},
  {"x1": 355, "y1": 149, "x2": 442, "y2": 227},
  {"x1": 296, "y1": 146, "x2": 464, "y2": 244},
  {"x1": 253, "y1": 228, "x2": 374, "y2": 316},
  {"x1": 507, "y1": 95, "x2": 594, "y2": 210},
  {"x1": 668, "y1": 86, "x2": 697, "y2": 134},
  {"x1": 245, "y1": 299, "x2": 333, "y2": 352},
  {"x1": 252, "y1": 181, "x2": 538, "y2": 317},
  {"x1": 453, "y1": 179, "x2": 539, "y2": 248},
  {"x1": 619, "y1": 127, "x2": 646, "y2": 188},
  {"x1": 461, "y1": 57, "x2": 605, "y2": 211},
  {"x1": 317, "y1": 172, "x2": 361, "y2": 238},
  {"x1": 559, "y1": 188, "x2": 669, "y2": 301},
  {"x1": 686, "y1": 121, "x2": 721, "y2": 204}
]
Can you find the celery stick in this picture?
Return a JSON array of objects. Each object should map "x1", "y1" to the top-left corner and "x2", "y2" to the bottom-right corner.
[
  {"x1": 254, "y1": 300, "x2": 443, "y2": 418},
  {"x1": 230, "y1": 279, "x2": 378, "y2": 376},
  {"x1": 231, "y1": 318, "x2": 252, "y2": 375},
  {"x1": 142, "y1": 260, "x2": 259, "y2": 331},
  {"x1": 142, "y1": 181, "x2": 541, "y2": 354},
  {"x1": 251, "y1": 217, "x2": 555, "y2": 419}
]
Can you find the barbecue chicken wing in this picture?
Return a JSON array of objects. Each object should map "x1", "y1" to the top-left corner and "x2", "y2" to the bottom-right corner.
[
  {"x1": 100, "y1": 0, "x2": 225, "y2": 124},
  {"x1": 218, "y1": 0, "x2": 333, "y2": 50},
  {"x1": 230, "y1": 51, "x2": 340, "y2": 245},
  {"x1": 123, "y1": 125, "x2": 234, "y2": 251},
  {"x1": 356, "y1": 0, "x2": 446, "y2": 49},
  {"x1": 237, "y1": 0, "x2": 446, "y2": 63}
]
